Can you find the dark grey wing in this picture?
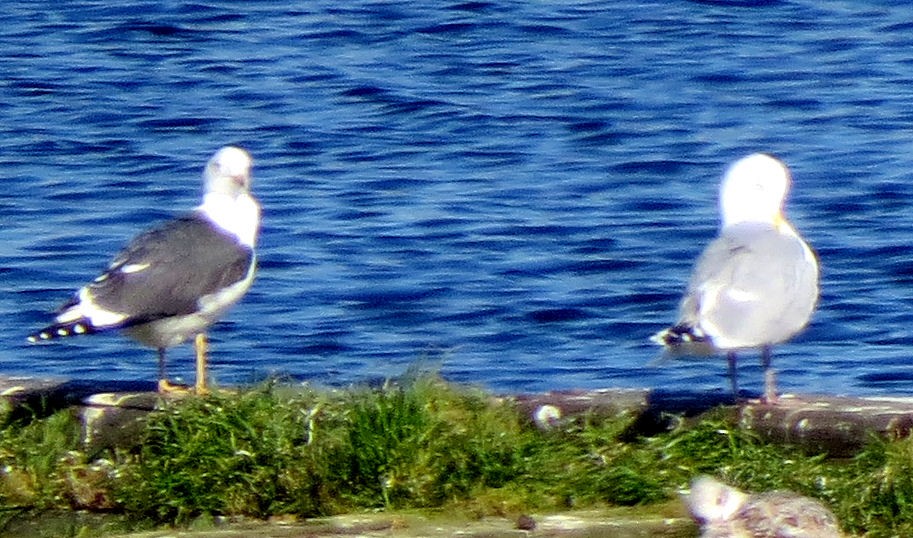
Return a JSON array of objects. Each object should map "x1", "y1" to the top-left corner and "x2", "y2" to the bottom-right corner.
[{"x1": 68, "y1": 214, "x2": 254, "y2": 328}]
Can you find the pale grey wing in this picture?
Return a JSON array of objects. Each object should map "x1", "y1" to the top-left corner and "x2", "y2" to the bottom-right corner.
[
  {"x1": 679, "y1": 225, "x2": 819, "y2": 349},
  {"x1": 65, "y1": 214, "x2": 254, "y2": 328}
]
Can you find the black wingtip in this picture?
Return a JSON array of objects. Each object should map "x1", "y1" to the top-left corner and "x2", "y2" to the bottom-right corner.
[
  {"x1": 27, "y1": 319, "x2": 98, "y2": 343},
  {"x1": 651, "y1": 324, "x2": 709, "y2": 347}
]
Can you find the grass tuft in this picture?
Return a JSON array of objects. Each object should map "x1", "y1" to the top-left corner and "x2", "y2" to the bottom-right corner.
[
  {"x1": 0, "y1": 410, "x2": 80, "y2": 509},
  {"x1": 116, "y1": 383, "x2": 341, "y2": 523}
]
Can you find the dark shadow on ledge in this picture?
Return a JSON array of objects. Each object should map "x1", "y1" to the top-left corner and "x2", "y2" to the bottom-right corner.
[
  {"x1": 4, "y1": 379, "x2": 158, "y2": 424},
  {"x1": 621, "y1": 388, "x2": 760, "y2": 438}
]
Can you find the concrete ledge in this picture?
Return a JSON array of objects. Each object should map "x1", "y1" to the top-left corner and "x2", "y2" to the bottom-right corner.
[
  {"x1": 96, "y1": 508, "x2": 694, "y2": 538},
  {"x1": 512, "y1": 389, "x2": 913, "y2": 457},
  {"x1": 3, "y1": 375, "x2": 913, "y2": 457}
]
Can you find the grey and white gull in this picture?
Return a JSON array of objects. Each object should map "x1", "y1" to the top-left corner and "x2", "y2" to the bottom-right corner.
[
  {"x1": 28, "y1": 146, "x2": 260, "y2": 394},
  {"x1": 651, "y1": 153, "x2": 819, "y2": 403}
]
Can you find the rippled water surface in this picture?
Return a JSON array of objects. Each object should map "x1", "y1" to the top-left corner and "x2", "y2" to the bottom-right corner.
[{"x1": 4, "y1": 0, "x2": 913, "y2": 397}]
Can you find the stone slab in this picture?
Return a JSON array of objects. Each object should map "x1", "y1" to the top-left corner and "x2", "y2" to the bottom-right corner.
[{"x1": 4, "y1": 375, "x2": 913, "y2": 457}]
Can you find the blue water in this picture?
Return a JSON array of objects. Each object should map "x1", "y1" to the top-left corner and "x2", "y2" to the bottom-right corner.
[{"x1": 4, "y1": 0, "x2": 913, "y2": 397}]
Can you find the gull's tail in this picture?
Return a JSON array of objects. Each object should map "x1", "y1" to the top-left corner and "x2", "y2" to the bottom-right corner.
[{"x1": 650, "y1": 323, "x2": 709, "y2": 347}]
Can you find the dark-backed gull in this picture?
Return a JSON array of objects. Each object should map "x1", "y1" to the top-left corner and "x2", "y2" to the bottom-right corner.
[
  {"x1": 651, "y1": 154, "x2": 819, "y2": 403},
  {"x1": 28, "y1": 146, "x2": 260, "y2": 394}
]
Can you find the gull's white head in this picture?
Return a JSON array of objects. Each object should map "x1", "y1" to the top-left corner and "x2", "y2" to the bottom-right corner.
[
  {"x1": 198, "y1": 145, "x2": 260, "y2": 247},
  {"x1": 686, "y1": 475, "x2": 748, "y2": 524},
  {"x1": 204, "y1": 146, "x2": 253, "y2": 197},
  {"x1": 719, "y1": 153, "x2": 791, "y2": 229}
]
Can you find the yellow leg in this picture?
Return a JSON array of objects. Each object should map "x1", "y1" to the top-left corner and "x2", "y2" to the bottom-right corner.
[
  {"x1": 195, "y1": 333, "x2": 208, "y2": 395},
  {"x1": 158, "y1": 378, "x2": 187, "y2": 393},
  {"x1": 156, "y1": 348, "x2": 180, "y2": 393}
]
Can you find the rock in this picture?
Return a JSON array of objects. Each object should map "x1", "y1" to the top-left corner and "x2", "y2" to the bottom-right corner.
[
  {"x1": 512, "y1": 388, "x2": 913, "y2": 456},
  {"x1": 739, "y1": 393, "x2": 913, "y2": 457}
]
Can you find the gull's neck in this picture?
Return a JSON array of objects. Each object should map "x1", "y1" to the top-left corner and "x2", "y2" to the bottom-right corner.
[{"x1": 197, "y1": 191, "x2": 260, "y2": 248}]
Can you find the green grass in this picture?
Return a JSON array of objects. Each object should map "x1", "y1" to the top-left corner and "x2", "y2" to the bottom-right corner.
[{"x1": 5, "y1": 374, "x2": 913, "y2": 536}]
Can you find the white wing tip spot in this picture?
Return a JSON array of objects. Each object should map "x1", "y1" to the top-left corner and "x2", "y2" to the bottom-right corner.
[
  {"x1": 28, "y1": 331, "x2": 52, "y2": 343},
  {"x1": 120, "y1": 263, "x2": 150, "y2": 274}
]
